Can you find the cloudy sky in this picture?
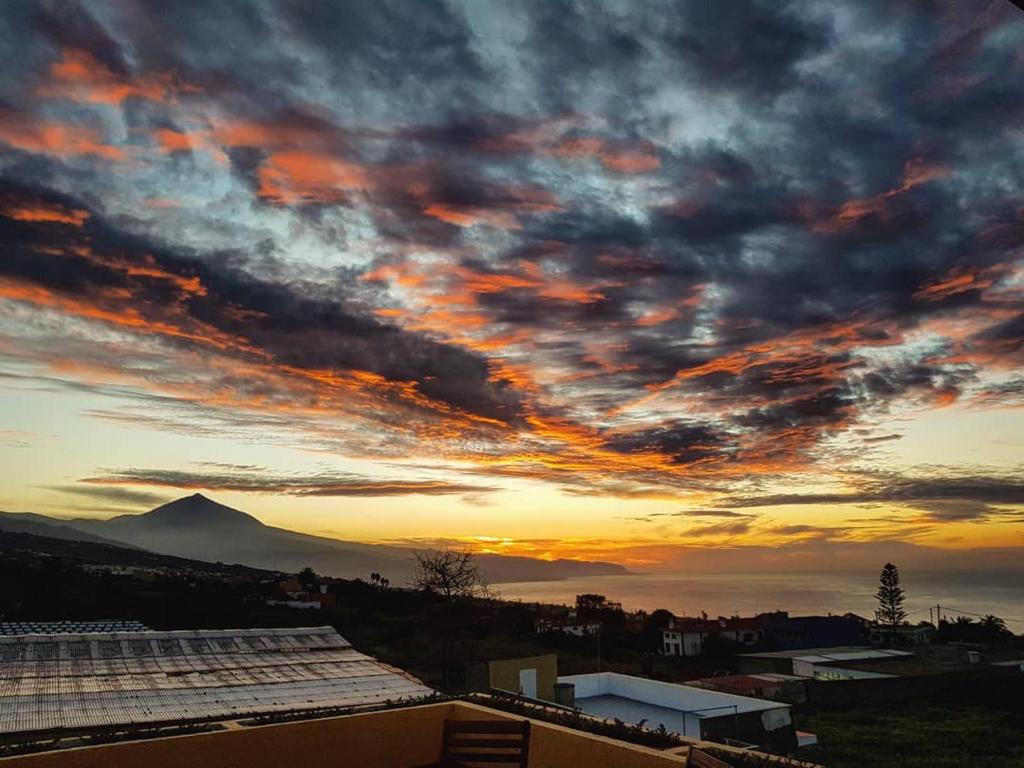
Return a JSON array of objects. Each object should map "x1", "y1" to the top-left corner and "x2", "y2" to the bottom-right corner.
[{"x1": 1, "y1": 1, "x2": 1022, "y2": 568}]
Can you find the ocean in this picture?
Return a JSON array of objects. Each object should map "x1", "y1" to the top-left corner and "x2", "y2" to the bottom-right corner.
[{"x1": 494, "y1": 571, "x2": 1024, "y2": 628}]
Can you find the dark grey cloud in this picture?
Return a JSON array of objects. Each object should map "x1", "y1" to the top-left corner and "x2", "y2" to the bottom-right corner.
[
  {"x1": 0, "y1": 177, "x2": 525, "y2": 426},
  {"x1": 663, "y1": 1, "x2": 830, "y2": 96},
  {"x1": 601, "y1": 422, "x2": 727, "y2": 466},
  {"x1": 81, "y1": 467, "x2": 500, "y2": 497},
  {"x1": 45, "y1": 485, "x2": 170, "y2": 507},
  {"x1": 0, "y1": 0, "x2": 1022, "y2": 499},
  {"x1": 673, "y1": 509, "x2": 753, "y2": 519},
  {"x1": 725, "y1": 470, "x2": 1024, "y2": 522},
  {"x1": 682, "y1": 519, "x2": 754, "y2": 537}
]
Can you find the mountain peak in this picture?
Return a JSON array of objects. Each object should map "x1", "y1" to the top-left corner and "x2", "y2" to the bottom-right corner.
[{"x1": 141, "y1": 494, "x2": 263, "y2": 528}]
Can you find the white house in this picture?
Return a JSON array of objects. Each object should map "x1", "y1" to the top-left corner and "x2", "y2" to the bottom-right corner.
[
  {"x1": 536, "y1": 619, "x2": 601, "y2": 636},
  {"x1": 662, "y1": 617, "x2": 766, "y2": 657}
]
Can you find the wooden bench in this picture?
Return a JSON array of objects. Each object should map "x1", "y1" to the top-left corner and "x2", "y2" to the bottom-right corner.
[
  {"x1": 421, "y1": 719, "x2": 531, "y2": 767},
  {"x1": 688, "y1": 747, "x2": 733, "y2": 768}
]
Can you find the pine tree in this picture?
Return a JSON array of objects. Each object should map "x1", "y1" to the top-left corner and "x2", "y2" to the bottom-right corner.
[{"x1": 875, "y1": 562, "x2": 907, "y2": 641}]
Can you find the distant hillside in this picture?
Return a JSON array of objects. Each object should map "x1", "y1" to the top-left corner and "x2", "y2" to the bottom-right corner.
[
  {"x1": 0, "y1": 528, "x2": 275, "y2": 576},
  {"x1": 15, "y1": 494, "x2": 629, "y2": 584},
  {"x1": 0, "y1": 511, "x2": 135, "y2": 547}
]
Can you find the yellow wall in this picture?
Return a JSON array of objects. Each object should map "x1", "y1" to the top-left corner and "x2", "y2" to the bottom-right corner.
[
  {"x1": 449, "y1": 701, "x2": 688, "y2": 768},
  {"x1": 0, "y1": 701, "x2": 689, "y2": 768},
  {"x1": 0, "y1": 703, "x2": 452, "y2": 768},
  {"x1": 487, "y1": 654, "x2": 559, "y2": 701}
]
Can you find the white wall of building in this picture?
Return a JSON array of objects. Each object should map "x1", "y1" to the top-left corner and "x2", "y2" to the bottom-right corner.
[{"x1": 560, "y1": 672, "x2": 791, "y2": 738}]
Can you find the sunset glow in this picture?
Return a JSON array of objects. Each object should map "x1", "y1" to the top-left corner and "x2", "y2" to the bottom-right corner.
[{"x1": 1, "y1": 1, "x2": 1022, "y2": 573}]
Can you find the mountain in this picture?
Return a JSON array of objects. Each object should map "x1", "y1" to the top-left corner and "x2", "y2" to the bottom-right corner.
[
  {"x1": 27, "y1": 494, "x2": 627, "y2": 583},
  {"x1": 0, "y1": 511, "x2": 134, "y2": 547},
  {"x1": 0, "y1": 527, "x2": 274, "y2": 576}
]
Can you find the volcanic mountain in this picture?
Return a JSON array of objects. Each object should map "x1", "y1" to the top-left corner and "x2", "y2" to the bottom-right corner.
[{"x1": 0, "y1": 494, "x2": 627, "y2": 583}]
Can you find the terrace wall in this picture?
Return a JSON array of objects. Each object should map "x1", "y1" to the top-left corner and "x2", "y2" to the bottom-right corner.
[{"x1": 0, "y1": 701, "x2": 690, "y2": 768}]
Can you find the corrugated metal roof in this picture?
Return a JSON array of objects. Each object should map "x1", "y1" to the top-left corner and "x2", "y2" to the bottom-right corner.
[
  {"x1": 0, "y1": 626, "x2": 432, "y2": 736},
  {"x1": 0, "y1": 621, "x2": 151, "y2": 636}
]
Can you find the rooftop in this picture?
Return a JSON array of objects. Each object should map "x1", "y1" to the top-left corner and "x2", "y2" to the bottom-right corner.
[
  {"x1": 0, "y1": 621, "x2": 150, "y2": 636},
  {"x1": 737, "y1": 646, "x2": 913, "y2": 662},
  {"x1": 0, "y1": 626, "x2": 431, "y2": 738},
  {"x1": 562, "y1": 672, "x2": 790, "y2": 742}
]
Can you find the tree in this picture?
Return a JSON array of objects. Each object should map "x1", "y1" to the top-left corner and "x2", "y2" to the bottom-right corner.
[
  {"x1": 980, "y1": 614, "x2": 1009, "y2": 638},
  {"x1": 413, "y1": 549, "x2": 488, "y2": 689},
  {"x1": 576, "y1": 594, "x2": 608, "y2": 617},
  {"x1": 413, "y1": 549, "x2": 487, "y2": 600},
  {"x1": 369, "y1": 572, "x2": 390, "y2": 590},
  {"x1": 875, "y1": 562, "x2": 906, "y2": 641},
  {"x1": 297, "y1": 566, "x2": 319, "y2": 593}
]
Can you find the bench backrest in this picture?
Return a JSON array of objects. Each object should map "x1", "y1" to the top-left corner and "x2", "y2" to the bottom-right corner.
[{"x1": 440, "y1": 718, "x2": 531, "y2": 768}]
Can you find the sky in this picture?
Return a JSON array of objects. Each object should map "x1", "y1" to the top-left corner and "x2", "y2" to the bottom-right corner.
[{"x1": 0, "y1": 1, "x2": 1023, "y2": 570}]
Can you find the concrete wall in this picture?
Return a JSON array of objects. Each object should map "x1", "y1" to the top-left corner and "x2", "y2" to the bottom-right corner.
[
  {"x1": 736, "y1": 656, "x2": 797, "y2": 676},
  {"x1": 0, "y1": 703, "x2": 450, "y2": 768},
  {"x1": 0, "y1": 701, "x2": 690, "y2": 768},
  {"x1": 449, "y1": 701, "x2": 688, "y2": 768},
  {"x1": 562, "y1": 673, "x2": 794, "y2": 748},
  {"x1": 562, "y1": 673, "x2": 789, "y2": 718},
  {"x1": 487, "y1": 655, "x2": 559, "y2": 701}
]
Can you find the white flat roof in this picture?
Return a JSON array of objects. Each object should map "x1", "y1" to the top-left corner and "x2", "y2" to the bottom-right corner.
[
  {"x1": 561, "y1": 672, "x2": 789, "y2": 739},
  {"x1": 561, "y1": 672, "x2": 788, "y2": 716}
]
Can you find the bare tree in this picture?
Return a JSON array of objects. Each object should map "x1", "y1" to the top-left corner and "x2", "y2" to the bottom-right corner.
[
  {"x1": 412, "y1": 549, "x2": 488, "y2": 690},
  {"x1": 413, "y1": 549, "x2": 488, "y2": 600}
]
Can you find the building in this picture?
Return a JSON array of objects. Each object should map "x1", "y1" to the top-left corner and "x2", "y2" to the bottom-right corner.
[
  {"x1": 994, "y1": 659, "x2": 1024, "y2": 672},
  {"x1": 0, "y1": 698, "x2": 823, "y2": 768},
  {"x1": 535, "y1": 618, "x2": 601, "y2": 636},
  {"x1": 736, "y1": 646, "x2": 914, "y2": 679},
  {"x1": 867, "y1": 622, "x2": 935, "y2": 646},
  {"x1": 0, "y1": 626, "x2": 432, "y2": 738},
  {"x1": 688, "y1": 673, "x2": 808, "y2": 703},
  {"x1": 0, "y1": 628, "x2": 822, "y2": 767},
  {"x1": 561, "y1": 672, "x2": 796, "y2": 751},
  {"x1": 662, "y1": 612, "x2": 869, "y2": 657},
  {"x1": 758, "y1": 612, "x2": 866, "y2": 650},
  {"x1": 662, "y1": 617, "x2": 765, "y2": 657},
  {"x1": 466, "y1": 654, "x2": 560, "y2": 701}
]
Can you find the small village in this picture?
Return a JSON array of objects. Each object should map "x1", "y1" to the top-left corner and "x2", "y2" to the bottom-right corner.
[{"x1": 3, "y1": 532, "x2": 1021, "y2": 766}]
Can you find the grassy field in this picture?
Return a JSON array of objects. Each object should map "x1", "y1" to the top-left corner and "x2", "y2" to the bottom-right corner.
[{"x1": 798, "y1": 703, "x2": 1024, "y2": 768}]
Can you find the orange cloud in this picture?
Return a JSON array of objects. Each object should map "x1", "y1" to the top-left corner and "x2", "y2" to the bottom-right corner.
[
  {"x1": 423, "y1": 204, "x2": 522, "y2": 230},
  {"x1": 913, "y1": 265, "x2": 1001, "y2": 301},
  {"x1": 40, "y1": 48, "x2": 194, "y2": 105},
  {"x1": 2, "y1": 204, "x2": 89, "y2": 227},
  {"x1": 832, "y1": 157, "x2": 951, "y2": 227},
  {"x1": 257, "y1": 150, "x2": 371, "y2": 205},
  {"x1": 142, "y1": 197, "x2": 183, "y2": 209},
  {"x1": 151, "y1": 128, "x2": 228, "y2": 165},
  {"x1": 601, "y1": 147, "x2": 661, "y2": 173},
  {"x1": 153, "y1": 128, "x2": 196, "y2": 152},
  {"x1": 548, "y1": 137, "x2": 660, "y2": 174},
  {"x1": 0, "y1": 111, "x2": 124, "y2": 160}
]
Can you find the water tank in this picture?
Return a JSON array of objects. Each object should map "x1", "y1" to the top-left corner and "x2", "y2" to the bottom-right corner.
[{"x1": 553, "y1": 682, "x2": 575, "y2": 708}]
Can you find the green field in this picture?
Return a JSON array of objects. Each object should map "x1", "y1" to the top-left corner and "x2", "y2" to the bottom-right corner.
[{"x1": 798, "y1": 703, "x2": 1024, "y2": 768}]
